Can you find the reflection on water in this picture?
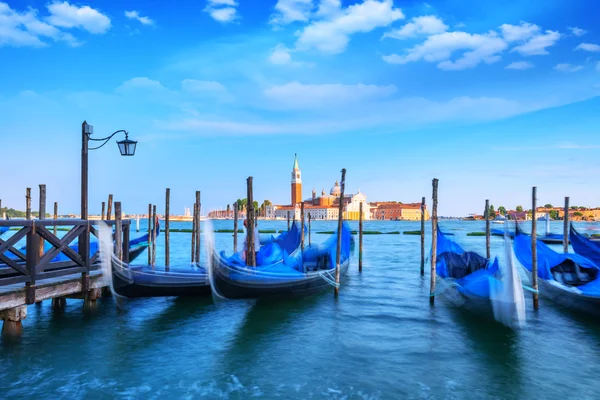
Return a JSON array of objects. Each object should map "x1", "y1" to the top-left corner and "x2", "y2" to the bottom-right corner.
[{"x1": 2, "y1": 220, "x2": 600, "y2": 399}]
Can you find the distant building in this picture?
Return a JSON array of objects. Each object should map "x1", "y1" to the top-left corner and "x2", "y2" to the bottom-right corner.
[
  {"x1": 370, "y1": 202, "x2": 430, "y2": 221},
  {"x1": 269, "y1": 155, "x2": 370, "y2": 221}
]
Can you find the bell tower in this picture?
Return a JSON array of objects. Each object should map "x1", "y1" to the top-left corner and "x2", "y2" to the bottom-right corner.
[{"x1": 291, "y1": 153, "x2": 302, "y2": 205}]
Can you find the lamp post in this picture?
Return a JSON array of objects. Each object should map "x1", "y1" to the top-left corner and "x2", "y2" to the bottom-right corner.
[{"x1": 80, "y1": 121, "x2": 137, "y2": 267}]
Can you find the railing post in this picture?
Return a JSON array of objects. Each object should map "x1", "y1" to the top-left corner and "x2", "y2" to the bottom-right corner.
[
  {"x1": 39, "y1": 184, "x2": 46, "y2": 259},
  {"x1": 25, "y1": 221, "x2": 39, "y2": 304}
]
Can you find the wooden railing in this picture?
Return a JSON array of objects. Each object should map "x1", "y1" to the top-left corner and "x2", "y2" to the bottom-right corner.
[{"x1": 0, "y1": 219, "x2": 130, "y2": 302}]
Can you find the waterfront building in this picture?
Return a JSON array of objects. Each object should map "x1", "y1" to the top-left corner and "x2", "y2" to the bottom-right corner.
[{"x1": 370, "y1": 202, "x2": 430, "y2": 221}]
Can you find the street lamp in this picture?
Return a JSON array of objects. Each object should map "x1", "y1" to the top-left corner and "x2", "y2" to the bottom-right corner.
[{"x1": 80, "y1": 121, "x2": 137, "y2": 259}]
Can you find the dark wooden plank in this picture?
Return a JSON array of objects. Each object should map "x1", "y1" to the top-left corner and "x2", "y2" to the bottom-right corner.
[
  {"x1": 0, "y1": 275, "x2": 31, "y2": 286},
  {"x1": 0, "y1": 254, "x2": 28, "y2": 276},
  {"x1": 37, "y1": 267, "x2": 87, "y2": 281}
]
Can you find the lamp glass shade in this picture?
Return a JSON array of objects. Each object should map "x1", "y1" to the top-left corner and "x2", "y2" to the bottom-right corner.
[{"x1": 117, "y1": 139, "x2": 137, "y2": 156}]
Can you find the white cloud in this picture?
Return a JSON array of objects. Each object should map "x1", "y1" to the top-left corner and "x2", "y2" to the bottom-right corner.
[
  {"x1": 268, "y1": 43, "x2": 293, "y2": 64},
  {"x1": 181, "y1": 79, "x2": 228, "y2": 94},
  {"x1": 204, "y1": 0, "x2": 238, "y2": 23},
  {"x1": 554, "y1": 63, "x2": 584, "y2": 73},
  {"x1": 383, "y1": 15, "x2": 447, "y2": 39},
  {"x1": 263, "y1": 81, "x2": 397, "y2": 109},
  {"x1": 383, "y1": 31, "x2": 507, "y2": 71},
  {"x1": 499, "y1": 21, "x2": 539, "y2": 42},
  {"x1": 295, "y1": 0, "x2": 404, "y2": 54},
  {"x1": 125, "y1": 10, "x2": 154, "y2": 26},
  {"x1": 0, "y1": 2, "x2": 84, "y2": 47},
  {"x1": 575, "y1": 43, "x2": 600, "y2": 52},
  {"x1": 315, "y1": 0, "x2": 341, "y2": 18},
  {"x1": 505, "y1": 61, "x2": 534, "y2": 70},
  {"x1": 270, "y1": 0, "x2": 313, "y2": 25},
  {"x1": 569, "y1": 27, "x2": 586, "y2": 36},
  {"x1": 46, "y1": 1, "x2": 111, "y2": 34},
  {"x1": 116, "y1": 77, "x2": 169, "y2": 92},
  {"x1": 511, "y1": 30, "x2": 560, "y2": 55}
]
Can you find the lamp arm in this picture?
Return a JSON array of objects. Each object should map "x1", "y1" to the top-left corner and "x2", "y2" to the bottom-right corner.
[{"x1": 88, "y1": 130, "x2": 129, "y2": 151}]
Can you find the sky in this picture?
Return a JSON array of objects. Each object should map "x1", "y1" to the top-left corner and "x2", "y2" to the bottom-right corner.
[{"x1": 1, "y1": 0, "x2": 599, "y2": 217}]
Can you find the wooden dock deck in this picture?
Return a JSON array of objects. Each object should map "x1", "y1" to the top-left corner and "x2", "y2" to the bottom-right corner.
[{"x1": 0, "y1": 218, "x2": 130, "y2": 336}]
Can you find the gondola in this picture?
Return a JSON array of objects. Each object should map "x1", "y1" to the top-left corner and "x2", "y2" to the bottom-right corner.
[
  {"x1": 569, "y1": 224, "x2": 600, "y2": 267},
  {"x1": 435, "y1": 225, "x2": 525, "y2": 325},
  {"x1": 111, "y1": 257, "x2": 211, "y2": 298},
  {"x1": 491, "y1": 228, "x2": 566, "y2": 244},
  {"x1": 111, "y1": 222, "x2": 304, "y2": 298},
  {"x1": 513, "y1": 224, "x2": 600, "y2": 316},
  {"x1": 0, "y1": 227, "x2": 7, "y2": 236},
  {"x1": 210, "y1": 222, "x2": 353, "y2": 300}
]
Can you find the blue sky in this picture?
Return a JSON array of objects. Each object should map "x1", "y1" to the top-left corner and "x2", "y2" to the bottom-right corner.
[{"x1": 1, "y1": 0, "x2": 599, "y2": 217}]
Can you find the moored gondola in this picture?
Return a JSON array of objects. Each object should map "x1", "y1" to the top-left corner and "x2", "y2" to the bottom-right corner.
[
  {"x1": 210, "y1": 222, "x2": 353, "y2": 300},
  {"x1": 514, "y1": 223, "x2": 600, "y2": 316}
]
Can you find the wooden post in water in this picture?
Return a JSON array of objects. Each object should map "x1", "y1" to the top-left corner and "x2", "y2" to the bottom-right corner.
[
  {"x1": 233, "y1": 202, "x2": 238, "y2": 253},
  {"x1": 287, "y1": 211, "x2": 290, "y2": 231},
  {"x1": 191, "y1": 202, "x2": 197, "y2": 264},
  {"x1": 485, "y1": 199, "x2": 491, "y2": 259},
  {"x1": 136, "y1": 215, "x2": 140, "y2": 232},
  {"x1": 38, "y1": 185, "x2": 46, "y2": 258},
  {"x1": 246, "y1": 177, "x2": 256, "y2": 267},
  {"x1": 334, "y1": 168, "x2": 346, "y2": 297},
  {"x1": 300, "y1": 201, "x2": 305, "y2": 252},
  {"x1": 531, "y1": 187, "x2": 539, "y2": 310},
  {"x1": 53, "y1": 202, "x2": 58, "y2": 236},
  {"x1": 152, "y1": 205, "x2": 157, "y2": 266},
  {"x1": 195, "y1": 191, "x2": 201, "y2": 264},
  {"x1": 115, "y1": 202, "x2": 123, "y2": 261},
  {"x1": 25, "y1": 188, "x2": 31, "y2": 220},
  {"x1": 101, "y1": 202, "x2": 105, "y2": 220},
  {"x1": 563, "y1": 196, "x2": 570, "y2": 253},
  {"x1": 165, "y1": 188, "x2": 170, "y2": 268},
  {"x1": 308, "y1": 213, "x2": 312, "y2": 246},
  {"x1": 420, "y1": 196, "x2": 425, "y2": 276},
  {"x1": 359, "y1": 201, "x2": 363, "y2": 272},
  {"x1": 107, "y1": 194, "x2": 113, "y2": 220},
  {"x1": 430, "y1": 178, "x2": 439, "y2": 305},
  {"x1": 148, "y1": 203, "x2": 152, "y2": 266}
]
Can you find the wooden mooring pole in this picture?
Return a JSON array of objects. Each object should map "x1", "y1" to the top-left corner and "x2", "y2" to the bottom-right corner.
[
  {"x1": 308, "y1": 212, "x2": 312, "y2": 246},
  {"x1": 420, "y1": 196, "x2": 425, "y2": 276},
  {"x1": 430, "y1": 178, "x2": 439, "y2": 305},
  {"x1": 25, "y1": 188, "x2": 31, "y2": 220},
  {"x1": 233, "y1": 202, "x2": 238, "y2": 253},
  {"x1": 38, "y1": 184, "x2": 46, "y2": 258},
  {"x1": 53, "y1": 201, "x2": 58, "y2": 236},
  {"x1": 247, "y1": 177, "x2": 256, "y2": 267},
  {"x1": 532, "y1": 187, "x2": 539, "y2": 310},
  {"x1": 115, "y1": 202, "x2": 123, "y2": 261},
  {"x1": 334, "y1": 168, "x2": 346, "y2": 297},
  {"x1": 485, "y1": 199, "x2": 491, "y2": 259},
  {"x1": 107, "y1": 194, "x2": 113, "y2": 220},
  {"x1": 195, "y1": 191, "x2": 201, "y2": 264},
  {"x1": 564, "y1": 196, "x2": 570, "y2": 253},
  {"x1": 165, "y1": 188, "x2": 170, "y2": 268},
  {"x1": 101, "y1": 201, "x2": 105, "y2": 220},
  {"x1": 152, "y1": 205, "x2": 157, "y2": 266},
  {"x1": 148, "y1": 203, "x2": 152, "y2": 266},
  {"x1": 191, "y1": 202, "x2": 197, "y2": 263},
  {"x1": 300, "y1": 201, "x2": 305, "y2": 252},
  {"x1": 287, "y1": 211, "x2": 290, "y2": 231},
  {"x1": 359, "y1": 201, "x2": 363, "y2": 272}
]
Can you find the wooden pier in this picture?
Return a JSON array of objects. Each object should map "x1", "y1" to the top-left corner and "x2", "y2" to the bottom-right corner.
[{"x1": 0, "y1": 218, "x2": 130, "y2": 336}]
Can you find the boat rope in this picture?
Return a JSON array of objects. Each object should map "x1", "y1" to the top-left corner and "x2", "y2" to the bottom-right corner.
[
  {"x1": 521, "y1": 284, "x2": 539, "y2": 294},
  {"x1": 318, "y1": 270, "x2": 340, "y2": 288}
]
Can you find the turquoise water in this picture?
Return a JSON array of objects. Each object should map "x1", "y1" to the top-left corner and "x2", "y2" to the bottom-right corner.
[{"x1": 2, "y1": 220, "x2": 600, "y2": 399}]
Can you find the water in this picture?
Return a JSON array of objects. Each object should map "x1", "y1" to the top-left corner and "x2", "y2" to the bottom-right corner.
[{"x1": 2, "y1": 220, "x2": 600, "y2": 399}]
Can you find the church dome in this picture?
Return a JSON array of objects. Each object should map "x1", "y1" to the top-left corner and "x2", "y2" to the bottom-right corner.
[{"x1": 330, "y1": 181, "x2": 341, "y2": 197}]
